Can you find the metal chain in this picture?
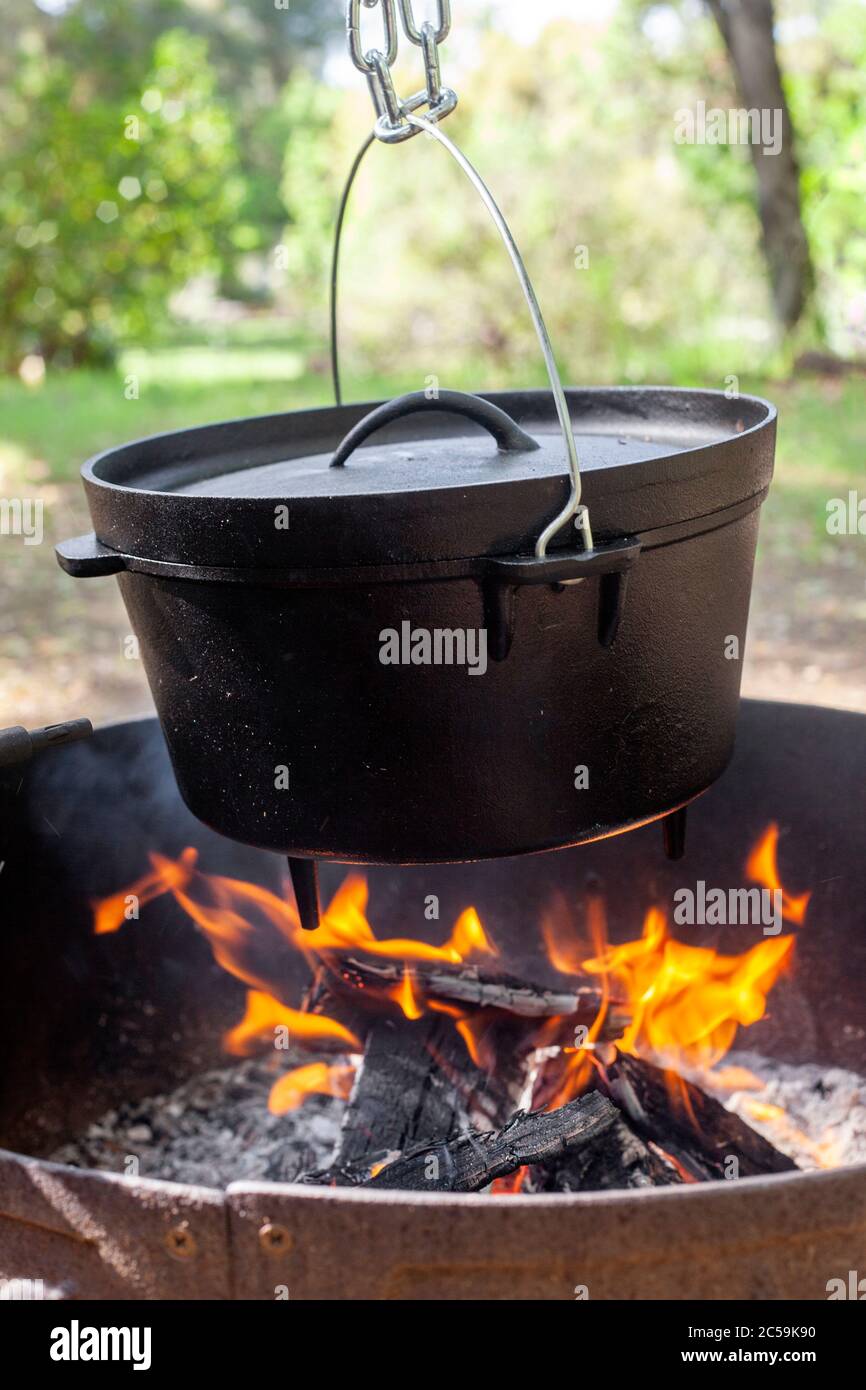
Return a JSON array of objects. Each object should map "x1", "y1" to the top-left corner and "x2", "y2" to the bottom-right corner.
[{"x1": 346, "y1": 0, "x2": 457, "y2": 143}]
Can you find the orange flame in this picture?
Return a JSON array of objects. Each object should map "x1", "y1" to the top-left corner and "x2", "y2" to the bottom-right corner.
[
  {"x1": 426, "y1": 997, "x2": 490, "y2": 1068},
  {"x1": 304, "y1": 876, "x2": 497, "y2": 964},
  {"x1": 268, "y1": 1062, "x2": 356, "y2": 1115},
  {"x1": 582, "y1": 906, "x2": 794, "y2": 1069},
  {"x1": 539, "y1": 825, "x2": 811, "y2": 1113},
  {"x1": 93, "y1": 822, "x2": 814, "y2": 1131},
  {"x1": 93, "y1": 847, "x2": 198, "y2": 934},
  {"x1": 545, "y1": 890, "x2": 612, "y2": 1109},
  {"x1": 224, "y1": 989, "x2": 360, "y2": 1056},
  {"x1": 491, "y1": 1166, "x2": 529, "y2": 1194},
  {"x1": 91, "y1": 851, "x2": 500, "y2": 1109},
  {"x1": 95, "y1": 854, "x2": 496, "y2": 968},
  {"x1": 390, "y1": 967, "x2": 424, "y2": 1021},
  {"x1": 746, "y1": 823, "x2": 811, "y2": 924},
  {"x1": 541, "y1": 892, "x2": 587, "y2": 976}
]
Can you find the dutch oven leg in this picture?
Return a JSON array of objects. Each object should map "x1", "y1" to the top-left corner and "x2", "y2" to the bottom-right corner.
[
  {"x1": 662, "y1": 806, "x2": 688, "y2": 861},
  {"x1": 287, "y1": 857, "x2": 321, "y2": 933}
]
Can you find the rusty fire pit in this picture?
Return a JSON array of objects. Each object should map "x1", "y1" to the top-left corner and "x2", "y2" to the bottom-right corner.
[{"x1": 1, "y1": 699, "x2": 864, "y2": 1301}]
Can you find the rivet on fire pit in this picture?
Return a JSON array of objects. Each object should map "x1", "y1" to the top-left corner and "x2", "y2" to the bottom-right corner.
[
  {"x1": 165, "y1": 1221, "x2": 197, "y2": 1261},
  {"x1": 259, "y1": 1222, "x2": 292, "y2": 1256}
]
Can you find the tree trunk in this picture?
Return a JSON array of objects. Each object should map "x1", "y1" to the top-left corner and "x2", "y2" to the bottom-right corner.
[{"x1": 706, "y1": 0, "x2": 813, "y2": 331}]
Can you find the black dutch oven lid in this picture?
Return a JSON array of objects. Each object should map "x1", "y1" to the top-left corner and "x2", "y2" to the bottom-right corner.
[{"x1": 59, "y1": 386, "x2": 775, "y2": 575}]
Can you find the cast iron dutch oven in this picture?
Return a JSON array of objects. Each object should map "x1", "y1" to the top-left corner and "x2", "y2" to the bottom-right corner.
[{"x1": 57, "y1": 385, "x2": 776, "y2": 881}]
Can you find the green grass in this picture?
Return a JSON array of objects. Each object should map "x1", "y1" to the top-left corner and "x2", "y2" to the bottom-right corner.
[
  {"x1": 0, "y1": 341, "x2": 863, "y2": 554},
  {"x1": 0, "y1": 343, "x2": 438, "y2": 483},
  {"x1": 0, "y1": 353, "x2": 332, "y2": 482},
  {"x1": 748, "y1": 373, "x2": 866, "y2": 557}
]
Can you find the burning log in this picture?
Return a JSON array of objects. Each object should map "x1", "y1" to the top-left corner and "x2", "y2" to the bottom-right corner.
[
  {"x1": 599, "y1": 1051, "x2": 798, "y2": 1180},
  {"x1": 301, "y1": 1004, "x2": 531, "y2": 1186},
  {"x1": 295, "y1": 917, "x2": 798, "y2": 1192},
  {"x1": 300, "y1": 955, "x2": 601, "y2": 1181},
  {"x1": 333, "y1": 1015, "x2": 476, "y2": 1169},
  {"x1": 369, "y1": 1091, "x2": 618, "y2": 1193},
  {"x1": 306, "y1": 954, "x2": 622, "y2": 1024},
  {"x1": 534, "y1": 1114, "x2": 685, "y2": 1192}
]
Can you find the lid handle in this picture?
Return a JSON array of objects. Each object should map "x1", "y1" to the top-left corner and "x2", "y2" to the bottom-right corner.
[{"x1": 330, "y1": 389, "x2": 539, "y2": 468}]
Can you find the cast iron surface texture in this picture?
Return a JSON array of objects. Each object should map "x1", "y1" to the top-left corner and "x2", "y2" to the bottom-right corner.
[
  {"x1": 112, "y1": 506, "x2": 761, "y2": 860},
  {"x1": 0, "y1": 700, "x2": 864, "y2": 1299},
  {"x1": 56, "y1": 386, "x2": 775, "y2": 865},
  {"x1": 67, "y1": 387, "x2": 775, "y2": 569}
]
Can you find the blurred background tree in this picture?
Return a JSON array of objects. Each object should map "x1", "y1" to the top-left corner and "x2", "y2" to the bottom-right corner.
[
  {"x1": 279, "y1": 0, "x2": 866, "y2": 390},
  {"x1": 0, "y1": 0, "x2": 339, "y2": 369},
  {"x1": 0, "y1": 0, "x2": 864, "y2": 379},
  {"x1": 2, "y1": 1, "x2": 865, "y2": 728},
  {"x1": 705, "y1": 0, "x2": 814, "y2": 333}
]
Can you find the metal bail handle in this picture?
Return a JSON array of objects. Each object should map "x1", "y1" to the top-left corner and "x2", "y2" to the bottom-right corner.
[{"x1": 329, "y1": 116, "x2": 594, "y2": 558}]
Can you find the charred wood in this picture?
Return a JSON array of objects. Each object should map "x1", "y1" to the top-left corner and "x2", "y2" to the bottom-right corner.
[
  {"x1": 301, "y1": 1006, "x2": 531, "y2": 1184},
  {"x1": 599, "y1": 1051, "x2": 798, "y2": 1180},
  {"x1": 533, "y1": 1114, "x2": 685, "y2": 1192},
  {"x1": 369, "y1": 1091, "x2": 618, "y2": 1193},
  {"x1": 334, "y1": 1015, "x2": 469, "y2": 1168},
  {"x1": 307, "y1": 954, "x2": 623, "y2": 1024}
]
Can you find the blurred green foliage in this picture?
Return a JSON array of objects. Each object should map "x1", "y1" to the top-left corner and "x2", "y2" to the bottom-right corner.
[
  {"x1": 278, "y1": 3, "x2": 865, "y2": 387},
  {"x1": 1, "y1": 26, "x2": 241, "y2": 369},
  {"x1": 787, "y1": 1, "x2": 866, "y2": 355},
  {"x1": 0, "y1": 0, "x2": 863, "y2": 381},
  {"x1": 0, "y1": 0, "x2": 337, "y2": 369},
  {"x1": 656, "y1": 0, "x2": 866, "y2": 355},
  {"x1": 282, "y1": 17, "x2": 773, "y2": 391}
]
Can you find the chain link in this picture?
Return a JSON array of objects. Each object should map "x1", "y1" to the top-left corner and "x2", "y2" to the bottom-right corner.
[
  {"x1": 398, "y1": 0, "x2": 451, "y2": 46},
  {"x1": 346, "y1": 0, "x2": 457, "y2": 143},
  {"x1": 347, "y1": 0, "x2": 398, "y2": 73}
]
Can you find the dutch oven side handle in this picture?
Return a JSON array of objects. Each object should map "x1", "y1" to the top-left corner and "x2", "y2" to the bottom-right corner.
[
  {"x1": 56, "y1": 534, "x2": 128, "y2": 578},
  {"x1": 329, "y1": 389, "x2": 540, "y2": 468}
]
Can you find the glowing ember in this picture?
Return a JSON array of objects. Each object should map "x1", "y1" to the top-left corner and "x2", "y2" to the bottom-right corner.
[
  {"x1": 490, "y1": 1166, "x2": 529, "y2": 1194},
  {"x1": 738, "y1": 1097, "x2": 840, "y2": 1170}
]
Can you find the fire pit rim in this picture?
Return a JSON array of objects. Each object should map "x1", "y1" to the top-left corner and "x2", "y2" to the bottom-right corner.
[
  {"x1": 6, "y1": 1145, "x2": 860, "y2": 1210},
  {"x1": 5, "y1": 1142, "x2": 863, "y2": 1301},
  {"x1": 229, "y1": 1161, "x2": 866, "y2": 1206}
]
